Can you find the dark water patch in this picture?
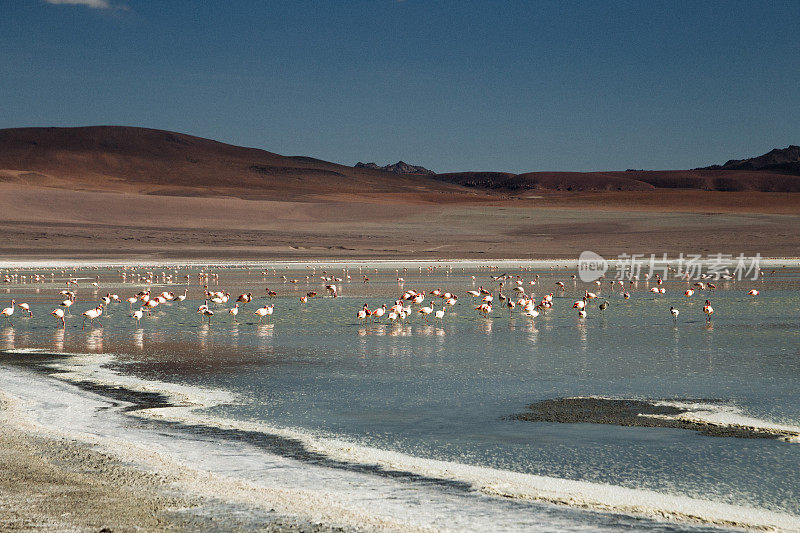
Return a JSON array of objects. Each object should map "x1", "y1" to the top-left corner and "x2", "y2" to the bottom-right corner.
[{"x1": 512, "y1": 398, "x2": 799, "y2": 442}]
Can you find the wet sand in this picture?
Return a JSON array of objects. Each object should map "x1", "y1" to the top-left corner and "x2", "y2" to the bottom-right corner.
[
  {"x1": 0, "y1": 402, "x2": 194, "y2": 531},
  {"x1": 0, "y1": 394, "x2": 349, "y2": 532},
  {"x1": 513, "y1": 398, "x2": 800, "y2": 442}
]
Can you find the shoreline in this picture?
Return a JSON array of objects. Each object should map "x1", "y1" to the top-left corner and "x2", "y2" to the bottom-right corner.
[
  {"x1": 2, "y1": 350, "x2": 799, "y2": 532},
  {"x1": 0, "y1": 363, "x2": 353, "y2": 532},
  {"x1": 0, "y1": 395, "x2": 202, "y2": 532},
  {"x1": 2, "y1": 256, "x2": 800, "y2": 269}
]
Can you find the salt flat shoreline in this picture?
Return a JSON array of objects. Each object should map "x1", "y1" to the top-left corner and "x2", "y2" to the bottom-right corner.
[
  {"x1": 1, "y1": 257, "x2": 799, "y2": 269},
  {"x1": 0, "y1": 368, "x2": 352, "y2": 533},
  {"x1": 2, "y1": 351, "x2": 799, "y2": 532}
]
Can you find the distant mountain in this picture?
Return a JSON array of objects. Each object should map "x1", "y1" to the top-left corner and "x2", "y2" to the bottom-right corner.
[
  {"x1": 699, "y1": 145, "x2": 800, "y2": 174},
  {"x1": 355, "y1": 161, "x2": 435, "y2": 175},
  {"x1": 432, "y1": 146, "x2": 800, "y2": 192},
  {"x1": 0, "y1": 126, "x2": 464, "y2": 199},
  {"x1": 1, "y1": 127, "x2": 798, "y2": 195},
  {"x1": 433, "y1": 167, "x2": 800, "y2": 193}
]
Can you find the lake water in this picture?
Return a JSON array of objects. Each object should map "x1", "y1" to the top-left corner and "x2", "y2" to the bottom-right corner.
[{"x1": 1, "y1": 262, "x2": 798, "y2": 531}]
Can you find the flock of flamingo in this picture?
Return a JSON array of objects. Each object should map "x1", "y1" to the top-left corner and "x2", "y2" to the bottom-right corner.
[{"x1": 0, "y1": 266, "x2": 764, "y2": 330}]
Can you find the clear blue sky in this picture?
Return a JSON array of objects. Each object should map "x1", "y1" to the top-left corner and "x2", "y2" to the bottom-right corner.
[{"x1": 2, "y1": 1, "x2": 798, "y2": 172}]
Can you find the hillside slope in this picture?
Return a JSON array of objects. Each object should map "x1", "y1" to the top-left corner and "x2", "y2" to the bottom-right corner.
[{"x1": 0, "y1": 126, "x2": 472, "y2": 200}]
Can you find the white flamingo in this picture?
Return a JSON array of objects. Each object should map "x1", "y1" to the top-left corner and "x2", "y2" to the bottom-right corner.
[
  {"x1": 60, "y1": 298, "x2": 74, "y2": 314},
  {"x1": 418, "y1": 302, "x2": 435, "y2": 321},
  {"x1": 81, "y1": 305, "x2": 103, "y2": 328},
  {"x1": 254, "y1": 305, "x2": 274, "y2": 323},
  {"x1": 703, "y1": 300, "x2": 714, "y2": 321},
  {"x1": 51, "y1": 308, "x2": 65, "y2": 327},
  {"x1": 372, "y1": 304, "x2": 386, "y2": 321},
  {"x1": 1, "y1": 300, "x2": 15, "y2": 325}
]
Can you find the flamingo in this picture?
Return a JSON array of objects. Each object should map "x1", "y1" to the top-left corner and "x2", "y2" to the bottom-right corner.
[
  {"x1": 372, "y1": 304, "x2": 386, "y2": 321},
  {"x1": 435, "y1": 307, "x2": 446, "y2": 322},
  {"x1": 599, "y1": 300, "x2": 608, "y2": 313},
  {"x1": 670, "y1": 307, "x2": 679, "y2": 322},
  {"x1": 145, "y1": 298, "x2": 159, "y2": 315},
  {"x1": 18, "y1": 302, "x2": 32, "y2": 317},
  {"x1": 703, "y1": 300, "x2": 714, "y2": 321},
  {"x1": 573, "y1": 298, "x2": 586, "y2": 310},
  {"x1": 254, "y1": 305, "x2": 274, "y2": 323},
  {"x1": 236, "y1": 293, "x2": 252, "y2": 306},
  {"x1": 325, "y1": 284, "x2": 338, "y2": 298},
  {"x1": 81, "y1": 305, "x2": 103, "y2": 328},
  {"x1": 747, "y1": 289, "x2": 759, "y2": 296},
  {"x1": 475, "y1": 303, "x2": 492, "y2": 316},
  {"x1": 174, "y1": 289, "x2": 188, "y2": 302},
  {"x1": 229, "y1": 304, "x2": 239, "y2": 321},
  {"x1": 684, "y1": 289, "x2": 694, "y2": 298},
  {"x1": 200, "y1": 307, "x2": 214, "y2": 324},
  {"x1": 578, "y1": 309, "x2": 587, "y2": 319},
  {"x1": 623, "y1": 291, "x2": 630, "y2": 300},
  {"x1": 418, "y1": 302, "x2": 435, "y2": 321},
  {"x1": 466, "y1": 290, "x2": 481, "y2": 297},
  {"x1": 1, "y1": 300, "x2": 15, "y2": 324},
  {"x1": 50, "y1": 308, "x2": 65, "y2": 327},
  {"x1": 60, "y1": 298, "x2": 74, "y2": 314}
]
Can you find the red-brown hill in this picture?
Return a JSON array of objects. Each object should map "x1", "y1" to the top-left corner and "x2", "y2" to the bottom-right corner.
[
  {"x1": 434, "y1": 169, "x2": 800, "y2": 192},
  {"x1": 0, "y1": 126, "x2": 472, "y2": 200}
]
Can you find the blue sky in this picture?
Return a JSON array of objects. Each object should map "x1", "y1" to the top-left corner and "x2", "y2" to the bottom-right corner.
[{"x1": 2, "y1": 1, "x2": 798, "y2": 172}]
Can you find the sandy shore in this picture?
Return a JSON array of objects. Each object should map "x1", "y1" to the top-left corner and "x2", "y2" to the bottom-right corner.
[
  {"x1": 0, "y1": 394, "x2": 348, "y2": 532},
  {"x1": 0, "y1": 398, "x2": 194, "y2": 531}
]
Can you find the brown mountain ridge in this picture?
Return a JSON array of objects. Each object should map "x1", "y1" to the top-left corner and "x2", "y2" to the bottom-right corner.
[
  {"x1": 0, "y1": 126, "x2": 469, "y2": 200},
  {"x1": 1, "y1": 126, "x2": 798, "y2": 195}
]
